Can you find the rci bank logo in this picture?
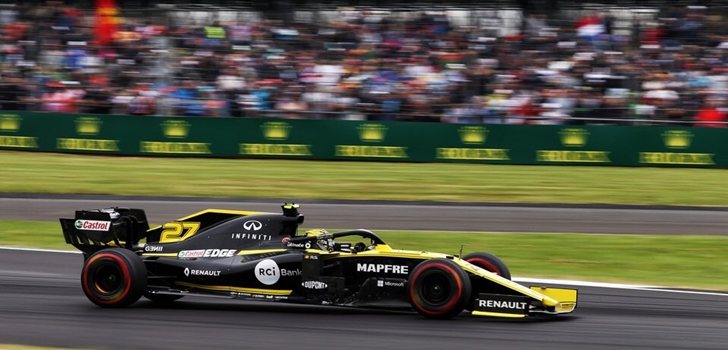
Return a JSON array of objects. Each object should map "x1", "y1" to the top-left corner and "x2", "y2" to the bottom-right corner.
[
  {"x1": 162, "y1": 120, "x2": 190, "y2": 139},
  {"x1": 436, "y1": 126, "x2": 509, "y2": 161},
  {"x1": 537, "y1": 128, "x2": 610, "y2": 163},
  {"x1": 358, "y1": 124, "x2": 387, "y2": 142},
  {"x1": 560, "y1": 128, "x2": 589, "y2": 147},
  {"x1": 662, "y1": 130, "x2": 692, "y2": 149},
  {"x1": 0, "y1": 114, "x2": 21, "y2": 132},
  {"x1": 75, "y1": 117, "x2": 102, "y2": 135},
  {"x1": 240, "y1": 121, "x2": 312, "y2": 157},
  {"x1": 640, "y1": 129, "x2": 712, "y2": 165},
  {"x1": 458, "y1": 126, "x2": 487, "y2": 145},
  {"x1": 262, "y1": 121, "x2": 291, "y2": 141}
]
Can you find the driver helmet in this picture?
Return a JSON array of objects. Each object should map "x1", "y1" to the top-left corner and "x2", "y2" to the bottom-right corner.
[{"x1": 304, "y1": 229, "x2": 334, "y2": 251}]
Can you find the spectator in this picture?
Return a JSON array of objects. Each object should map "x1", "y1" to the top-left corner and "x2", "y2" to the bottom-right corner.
[
  {"x1": 694, "y1": 97, "x2": 726, "y2": 127},
  {"x1": 0, "y1": 2, "x2": 726, "y2": 127}
]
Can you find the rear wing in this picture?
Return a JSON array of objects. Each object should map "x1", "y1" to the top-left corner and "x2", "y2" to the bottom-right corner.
[{"x1": 60, "y1": 208, "x2": 150, "y2": 254}]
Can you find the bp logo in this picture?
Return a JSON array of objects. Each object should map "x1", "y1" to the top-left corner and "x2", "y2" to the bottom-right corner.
[
  {"x1": 255, "y1": 259, "x2": 280, "y2": 285},
  {"x1": 262, "y1": 121, "x2": 291, "y2": 140},
  {"x1": 0, "y1": 114, "x2": 21, "y2": 132},
  {"x1": 75, "y1": 117, "x2": 102, "y2": 135},
  {"x1": 560, "y1": 128, "x2": 589, "y2": 147},
  {"x1": 663, "y1": 130, "x2": 692, "y2": 149},
  {"x1": 162, "y1": 120, "x2": 190, "y2": 138},
  {"x1": 458, "y1": 126, "x2": 487, "y2": 145},
  {"x1": 358, "y1": 124, "x2": 387, "y2": 142}
]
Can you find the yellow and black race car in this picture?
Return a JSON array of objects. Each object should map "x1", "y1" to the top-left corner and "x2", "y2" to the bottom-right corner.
[{"x1": 60, "y1": 204, "x2": 577, "y2": 319}]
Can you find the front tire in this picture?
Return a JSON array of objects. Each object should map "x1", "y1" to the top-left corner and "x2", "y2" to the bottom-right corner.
[
  {"x1": 463, "y1": 252, "x2": 511, "y2": 280},
  {"x1": 408, "y1": 259, "x2": 471, "y2": 319},
  {"x1": 81, "y1": 248, "x2": 146, "y2": 307}
]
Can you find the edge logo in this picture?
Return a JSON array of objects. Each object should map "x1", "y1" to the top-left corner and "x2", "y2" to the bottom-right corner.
[{"x1": 243, "y1": 220, "x2": 263, "y2": 231}]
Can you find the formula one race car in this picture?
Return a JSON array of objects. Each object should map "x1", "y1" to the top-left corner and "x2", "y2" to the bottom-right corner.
[{"x1": 60, "y1": 204, "x2": 577, "y2": 319}]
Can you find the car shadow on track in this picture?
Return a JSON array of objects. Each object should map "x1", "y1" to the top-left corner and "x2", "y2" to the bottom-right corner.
[{"x1": 134, "y1": 298, "x2": 579, "y2": 323}]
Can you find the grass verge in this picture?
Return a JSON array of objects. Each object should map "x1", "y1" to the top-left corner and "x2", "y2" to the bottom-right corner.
[
  {"x1": 3, "y1": 151, "x2": 728, "y2": 205},
  {"x1": 2, "y1": 220, "x2": 725, "y2": 291}
]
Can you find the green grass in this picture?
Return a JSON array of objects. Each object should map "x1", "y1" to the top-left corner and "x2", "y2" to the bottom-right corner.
[
  {"x1": 4, "y1": 220, "x2": 726, "y2": 291},
  {"x1": 3, "y1": 151, "x2": 728, "y2": 205}
]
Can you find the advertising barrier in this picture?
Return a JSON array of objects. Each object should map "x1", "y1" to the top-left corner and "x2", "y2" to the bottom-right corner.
[{"x1": 0, "y1": 111, "x2": 725, "y2": 168}]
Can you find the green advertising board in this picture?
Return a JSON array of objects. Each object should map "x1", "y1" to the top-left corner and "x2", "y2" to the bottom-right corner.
[{"x1": 0, "y1": 111, "x2": 724, "y2": 167}]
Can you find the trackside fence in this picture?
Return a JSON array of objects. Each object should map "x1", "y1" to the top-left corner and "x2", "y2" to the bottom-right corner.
[{"x1": 0, "y1": 111, "x2": 725, "y2": 168}]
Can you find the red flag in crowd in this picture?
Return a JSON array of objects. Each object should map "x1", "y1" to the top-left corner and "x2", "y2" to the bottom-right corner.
[{"x1": 94, "y1": 0, "x2": 120, "y2": 46}]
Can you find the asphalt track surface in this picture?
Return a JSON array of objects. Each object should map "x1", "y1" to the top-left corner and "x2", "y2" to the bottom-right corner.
[
  {"x1": 2, "y1": 195, "x2": 728, "y2": 234},
  {"x1": 1, "y1": 249, "x2": 727, "y2": 350},
  {"x1": 1, "y1": 196, "x2": 727, "y2": 349}
]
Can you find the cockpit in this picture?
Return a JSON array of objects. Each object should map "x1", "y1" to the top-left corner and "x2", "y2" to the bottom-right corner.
[{"x1": 285, "y1": 229, "x2": 387, "y2": 253}]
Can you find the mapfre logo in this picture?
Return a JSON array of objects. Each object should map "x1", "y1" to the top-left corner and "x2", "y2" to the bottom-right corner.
[
  {"x1": 243, "y1": 220, "x2": 262, "y2": 231},
  {"x1": 356, "y1": 263, "x2": 409, "y2": 275},
  {"x1": 255, "y1": 259, "x2": 280, "y2": 285},
  {"x1": 74, "y1": 220, "x2": 110, "y2": 231}
]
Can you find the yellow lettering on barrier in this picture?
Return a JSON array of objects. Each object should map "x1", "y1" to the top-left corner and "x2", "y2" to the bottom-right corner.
[
  {"x1": 335, "y1": 145, "x2": 408, "y2": 158},
  {"x1": 57, "y1": 138, "x2": 119, "y2": 152},
  {"x1": 639, "y1": 152, "x2": 714, "y2": 165},
  {"x1": 436, "y1": 148, "x2": 510, "y2": 161},
  {"x1": 0, "y1": 136, "x2": 38, "y2": 148},
  {"x1": 140, "y1": 142, "x2": 211, "y2": 154},
  {"x1": 536, "y1": 150, "x2": 610, "y2": 163},
  {"x1": 239, "y1": 143, "x2": 312, "y2": 156}
]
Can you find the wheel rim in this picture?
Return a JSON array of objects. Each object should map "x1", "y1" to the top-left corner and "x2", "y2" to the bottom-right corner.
[
  {"x1": 93, "y1": 263, "x2": 124, "y2": 295},
  {"x1": 419, "y1": 271, "x2": 452, "y2": 306}
]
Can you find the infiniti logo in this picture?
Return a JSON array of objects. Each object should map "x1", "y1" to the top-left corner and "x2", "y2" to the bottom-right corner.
[{"x1": 243, "y1": 220, "x2": 263, "y2": 231}]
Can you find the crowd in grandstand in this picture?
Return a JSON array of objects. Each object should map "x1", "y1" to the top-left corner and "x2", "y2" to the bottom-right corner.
[{"x1": 0, "y1": 2, "x2": 726, "y2": 125}]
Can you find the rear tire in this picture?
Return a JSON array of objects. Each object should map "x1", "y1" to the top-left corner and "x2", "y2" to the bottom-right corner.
[
  {"x1": 463, "y1": 252, "x2": 511, "y2": 280},
  {"x1": 81, "y1": 248, "x2": 146, "y2": 307},
  {"x1": 408, "y1": 259, "x2": 471, "y2": 319}
]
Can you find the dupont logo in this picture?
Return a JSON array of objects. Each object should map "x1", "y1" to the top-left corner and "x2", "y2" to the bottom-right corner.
[{"x1": 74, "y1": 219, "x2": 111, "y2": 231}]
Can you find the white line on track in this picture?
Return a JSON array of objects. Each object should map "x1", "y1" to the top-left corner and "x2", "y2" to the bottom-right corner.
[
  {"x1": 2, "y1": 246, "x2": 727, "y2": 297},
  {"x1": 0, "y1": 246, "x2": 80, "y2": 254}
]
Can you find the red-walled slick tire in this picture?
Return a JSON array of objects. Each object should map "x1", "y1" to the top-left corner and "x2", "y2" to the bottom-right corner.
[
  {"x1": 408, "y1": 259, "x2": 471, "y2": 319},
  {"x1": 81, "y1": 248, "x2": 146, "y2": 307},
  {"x1": 463, "y1": 252, "x2": 511, "y2": 280}
]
